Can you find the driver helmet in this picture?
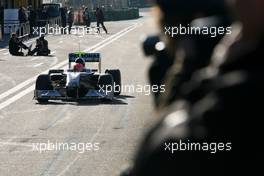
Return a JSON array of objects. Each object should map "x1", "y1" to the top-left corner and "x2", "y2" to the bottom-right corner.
[
  {"x1": 75, "y1": 57, "x2": 85, "y2": 67},
  {"x1": 74, "y1": 57, "x2": 85, "y2": 72},
  {"x1": 74, "y1": 63, "x2": 84, "y2": 72}
]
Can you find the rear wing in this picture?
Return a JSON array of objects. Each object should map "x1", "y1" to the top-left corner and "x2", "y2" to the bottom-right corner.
[{"x1": 68, "y1": 52, "x2": 101, "y2": 72}]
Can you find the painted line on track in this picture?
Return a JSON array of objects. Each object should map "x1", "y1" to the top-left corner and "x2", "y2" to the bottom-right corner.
[{"x1": 33, "y1": 63, "x2": 44, "y2": 67}]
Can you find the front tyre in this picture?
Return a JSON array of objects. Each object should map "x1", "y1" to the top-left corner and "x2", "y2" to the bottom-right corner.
[{"x1": 35, "y1": 74, "x2": 53, "y2": 103}]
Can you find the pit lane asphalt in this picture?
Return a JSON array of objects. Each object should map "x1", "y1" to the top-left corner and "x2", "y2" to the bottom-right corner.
[{"x1": 0, "y1": 9, "x2": 158, "y2": 176}]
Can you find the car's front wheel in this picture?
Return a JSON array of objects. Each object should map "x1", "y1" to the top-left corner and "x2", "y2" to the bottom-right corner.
[{"x1": 35, "y1": 74, "x2": 53, "y2": 104}]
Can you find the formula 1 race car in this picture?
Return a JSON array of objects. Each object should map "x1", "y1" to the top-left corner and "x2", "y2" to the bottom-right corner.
[{"x1": 34, "y1": 52, "x2": 121, "y2": 103}]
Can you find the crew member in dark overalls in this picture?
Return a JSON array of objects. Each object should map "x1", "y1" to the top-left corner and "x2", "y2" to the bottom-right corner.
[
  {"x1": 83, "y1": 7, "x2": 91, "y2": 31},
  {"x1": 28, "y1": 35, "x2": 50, "y2": 56},
  {"x1": 9, "y1": 33, "x2": 31, "y2": 56},
  {"x1": 68, "y1": 8, "x2": 74, "y2": 34},
  {"x1": 95, "y1": 7, "x2": 108, "y2": 34}
]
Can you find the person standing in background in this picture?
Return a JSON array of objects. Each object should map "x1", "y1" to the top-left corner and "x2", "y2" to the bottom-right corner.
[
  {"x1": 18, "y1": 6, "x2": 28, "y2": 37},
  {"x1": 0, "y1": 5, "x2": 3, "y2": 38},
  {"x1": 60, "y1": 6, "x2": 67, "y2": 34},
  {"x1": 83, "y1": 7, "x2": 91, "y2": 32},
  {"x1": 95, "y1": 7, "x2": 108, "y2": 34},
  {"x1": 28, "y1": 5, "x2": 37, "y2": 36},
  {"x1": 67, "y1": 8, "x2": 74, "y2": 34},
  {"x1": 18, "y1": 6, "x2": 28, "y2": 24}
]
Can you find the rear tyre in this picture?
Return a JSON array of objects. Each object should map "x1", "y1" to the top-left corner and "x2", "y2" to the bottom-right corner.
[
  {"x1": 105, "y1": 69, "x2": 121, "y2": 95},
  {"x1": 35, "y1": 74, "x2": 53, "y2": 103},
  {"x1": 98, "y1": 74, "x2": 114, "y2": 100}
]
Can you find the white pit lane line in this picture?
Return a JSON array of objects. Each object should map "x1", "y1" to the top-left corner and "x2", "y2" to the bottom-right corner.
[
  {"x1": 0, "y1": 23, "x2": 138, "y2": 111},
  {"x1": 0, "y1": 48, "x2": 7, "y2": 52},
  {"x1": 0, "y1": 136, "x2": 17, "y2": 148},
  {"x1": 33, "y1": 63, "x2": 44, "y2": 67},
  {"x1": 0, "y1": 141, "x2": 34, "y2": 149},
  {"x1": 30, "y1": 57, "x2": 39, "y2": 61}
]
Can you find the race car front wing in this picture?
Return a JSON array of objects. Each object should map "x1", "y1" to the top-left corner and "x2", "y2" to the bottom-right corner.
[{"x1": 34, "y1": 89, "x2": 114, "y2": 101}]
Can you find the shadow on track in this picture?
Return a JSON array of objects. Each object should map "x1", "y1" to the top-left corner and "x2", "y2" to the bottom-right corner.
[
  {"x1": 35, "y1": 94, "x2": 135, "y2": 106},
  {"x1": 116, "y1": 95, "x2": 135, "y2": 99}
]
